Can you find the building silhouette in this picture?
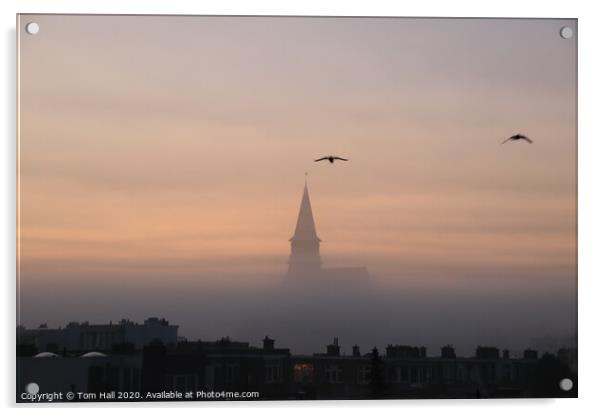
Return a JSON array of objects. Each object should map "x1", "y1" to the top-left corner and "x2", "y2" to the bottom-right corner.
[
  {"x1": 17, "y1": 321, "x2": 578, "y2": 401},
  {"x1": 287, "y1": 180, "x2": 369, "y2": 283},
  {"x1": 17, "y1": 317, "x2": 178, "y2": 353}
]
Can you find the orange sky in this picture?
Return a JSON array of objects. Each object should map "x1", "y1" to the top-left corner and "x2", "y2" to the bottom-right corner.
[{"x1": 18, "y1": 16, "x2": 576, "y2": 291}]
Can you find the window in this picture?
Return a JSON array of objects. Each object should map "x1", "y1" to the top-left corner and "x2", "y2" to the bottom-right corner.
[
  {"x1": 186, "y1": 374, "x2": 197, "y2": 391},
  {"x1": 122, "y1": 368, "x2": 131, "y2": 391},
  {"x1": 175, "y1": 375, "x2": 186, "y2": 391},
  {"x1": 357, "y1": 365, "x2": 371, "y2": 385},
  {"x1": 401, "y1": 366, "x2": 409, "y2": 382},
  {"x1": 293, "y1": 363, "x2": 314, "y2": 383},
  {"x1": 132, "y1": 368, "x2": 140, "y2": 391},
  {"x1": 410, "y1": 367, "x2": 417, "y2": 383},
  {"x1": 225, "y1": 363, "x2": 239, "y2": 383},
  {"x1": 326, "y1": 365, "x2": 343, "y2": 384},
  {"x1": 172, "y1": 374, "x2": 197, "y2": 391},
  {"x1": 425, "y1": 366, "x2": 432, "y2": 382},
  {"x1": 456, "y1": 365, "x2": 465, "y2": 381},
  {"x1": 265, "y1": 360, "x2": 282, "y2": 384},
  {"x1": 503, "y1": 365, "x2": 512, "y2": 381}
]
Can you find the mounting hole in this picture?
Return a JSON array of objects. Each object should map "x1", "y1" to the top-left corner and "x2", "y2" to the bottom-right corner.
[
  {"x1": 25, "y1": 22, "x2": 40, "y2": 35},
  {"x1": 559, "y1": 378, "x2": 573, "y2": 391},
  {"x1": 560, "y1": 26, "x2": 573, "y2": 39},
  {"x1": 25, "y1": 382, "x2": 39, "y2": 395}
]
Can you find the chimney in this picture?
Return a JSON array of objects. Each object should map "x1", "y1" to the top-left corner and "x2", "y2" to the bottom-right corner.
[
  {"x1": 441, "y1": 345, "x2": 456, "y2": 359},
  {"x1": 352, "y1": 345, "x2": 360, "y2": 357},
  {"x1": 326, "y1": 338, "x2": 340, "y2": 357},
  {"x1": 523, "y1": 349, "x2": 538, "y2": 360},
  {"x1": 263, "y1": 336, "x2": 274, "y2": 351},
  {"x1": 476, "y1": 346, "x2": 500, "y2": 359}
]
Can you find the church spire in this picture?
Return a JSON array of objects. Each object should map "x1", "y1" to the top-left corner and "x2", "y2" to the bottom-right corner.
[
  {"x1": 290, "y1": 179, "x2": 320, "y2": 242},
  {"x1": 288, "y1": 178, "x2": 322, "y2": 276}
]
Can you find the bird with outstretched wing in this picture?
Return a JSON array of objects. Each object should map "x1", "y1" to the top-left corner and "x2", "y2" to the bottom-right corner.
[
  {"x1": 315, "y1": 155, "x2": 349, "y2": 164},
  {"x1": 502, "y1": 134, "x2": 533, "y2": 144}
]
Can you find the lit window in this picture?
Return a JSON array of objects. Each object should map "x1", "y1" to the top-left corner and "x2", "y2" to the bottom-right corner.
[{"x1": 293, "y1": 363, "x2": 314, "y2": 383}]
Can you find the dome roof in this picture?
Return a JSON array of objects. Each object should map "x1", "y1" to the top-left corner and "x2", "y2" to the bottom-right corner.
[
  {"x1": 33, "y1": 352, "x2": 59, "y2": 358},
  {"x1": 80, "y1": 351, "x2": 108, "y2": 358}
]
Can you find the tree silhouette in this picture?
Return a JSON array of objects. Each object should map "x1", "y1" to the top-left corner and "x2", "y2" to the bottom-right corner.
[
  {"x1": 531, "y1": 353, "x2": 576, "y2": 397},
  {"x1": 369, "y1": 347, "x2": 387, "y2": 398}
]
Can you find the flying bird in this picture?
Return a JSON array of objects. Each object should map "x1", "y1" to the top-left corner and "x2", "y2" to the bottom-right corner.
[
  {"x1": 315, "y1": 155, "x2": 349, "y2": 164},
  {"x1": 502, "y1": 134, "x2": 533, "y2": 144}
]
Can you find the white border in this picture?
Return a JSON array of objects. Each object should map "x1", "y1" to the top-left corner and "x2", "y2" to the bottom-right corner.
[{"x1": 2, "y1": 1, "x2": 601, "y2": 415}]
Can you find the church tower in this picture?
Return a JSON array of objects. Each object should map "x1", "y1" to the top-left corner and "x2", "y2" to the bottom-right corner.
[{"x1": 288, "y1": 180, "x2": 322, "y2": 277}]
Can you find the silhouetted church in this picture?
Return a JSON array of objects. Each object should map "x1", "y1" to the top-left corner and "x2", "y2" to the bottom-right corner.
[{"x1": 287, "y1": 180, "x2": 369, "y2": 283}]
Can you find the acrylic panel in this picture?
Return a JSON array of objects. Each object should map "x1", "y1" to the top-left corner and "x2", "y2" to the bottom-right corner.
[{"x1": 16, "y1": 14, "x2": 577, "y2": 402}]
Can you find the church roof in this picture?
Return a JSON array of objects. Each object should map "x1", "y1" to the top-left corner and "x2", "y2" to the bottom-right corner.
[{"x1": 290, "y1": 182, "x2": 321, "y2": 242}]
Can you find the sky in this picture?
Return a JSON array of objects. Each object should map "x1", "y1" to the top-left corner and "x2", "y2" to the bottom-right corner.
[{"x1": 17, "y1": 15, "x2": 576, "y2": 355}]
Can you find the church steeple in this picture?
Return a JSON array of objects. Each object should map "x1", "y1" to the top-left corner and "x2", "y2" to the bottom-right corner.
[
  {"x1": 291, "y1": 179, "x2": 320, "y2": 243},
  {"x1": 288, "y1": 178, "x2": 322, "y2": 276}
]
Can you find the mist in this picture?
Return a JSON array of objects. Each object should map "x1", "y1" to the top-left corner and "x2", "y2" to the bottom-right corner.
[{"x1": 18, "y1": 264, "x2": 576, "y2": 357}]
